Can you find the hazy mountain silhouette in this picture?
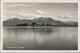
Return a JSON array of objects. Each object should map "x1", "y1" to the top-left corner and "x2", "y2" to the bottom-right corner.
[{"x1": 3, "y1": 17, "x2": 78, "y2": 26}]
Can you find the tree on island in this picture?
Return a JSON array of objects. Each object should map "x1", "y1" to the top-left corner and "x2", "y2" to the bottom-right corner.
[
  {"x1": 46, "y1": 23, "x2": 51, "y2": 26},
  {"x1": 40, "y1": 23, "x2": 45, "y2": 26},
  {"x1": 31, "y1": 22, "x2": 37, "y2": 26},
  {"x1": 16, "y1": 23, "x2": 29, "y2": 26}
]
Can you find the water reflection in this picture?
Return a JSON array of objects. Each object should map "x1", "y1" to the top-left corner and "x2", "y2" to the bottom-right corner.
[{"x1": 3, "y1": 27, "x2": 78, "y2": 50}]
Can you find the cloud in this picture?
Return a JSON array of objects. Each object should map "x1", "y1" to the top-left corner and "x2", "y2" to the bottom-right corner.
[
  {"x1": 58, "y1": 14, "x2": 73, "y2": 18},
  {"x1": 56, "y1": 11, "x2": 78, "y2": 22},
  {"x1": 58, "y1": 11, "x2": 78, "y2": 18},
  {"x1": 16, "y1": 13, "x2": 42, "y2": 18},
  {"x1": 5, "y1": 13, "x2": 44, "y2": 20},
  {"x1": 35, "y1": 10, "x2": 48, "y2": 15}
]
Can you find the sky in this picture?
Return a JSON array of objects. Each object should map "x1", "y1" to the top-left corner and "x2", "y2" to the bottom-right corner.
[{"x1": 3, "y1": 2, "x2": 78, "y2": 22}]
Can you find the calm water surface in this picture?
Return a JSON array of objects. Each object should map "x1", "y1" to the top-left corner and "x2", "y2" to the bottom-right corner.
[{"x1": 3, "y1": 26, "x2": 78, "y2": 50}]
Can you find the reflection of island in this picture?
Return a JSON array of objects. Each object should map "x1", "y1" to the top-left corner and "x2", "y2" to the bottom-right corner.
[
  {"x1": 3, "y1": 17, "x2": 78, "y2": 26},
  {"x1": 31, "y1": 28, "x2": 53, "y2": 34}
]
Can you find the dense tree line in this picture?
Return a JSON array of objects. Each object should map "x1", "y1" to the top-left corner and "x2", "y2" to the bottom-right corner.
[
  {"x1": 16, "y1": 22, "x2": 54, "y2": 26},
  {"x1": 16, "y1": 22, "x2": 78, "y2": 26}
]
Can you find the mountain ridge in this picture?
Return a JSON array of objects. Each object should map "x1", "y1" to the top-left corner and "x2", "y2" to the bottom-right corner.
[{"x1": 3, "y1": 17, "x2": 78, "y2": 26}]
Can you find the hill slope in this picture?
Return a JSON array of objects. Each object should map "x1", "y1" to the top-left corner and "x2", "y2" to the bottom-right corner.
[{"x1": 3, "y1": 17, "x2": 78, "y2": 26}]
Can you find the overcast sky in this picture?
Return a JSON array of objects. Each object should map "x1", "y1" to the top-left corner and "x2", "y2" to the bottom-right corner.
[{"x1": 3, "y1": 2, "x2": 78, "y2": 22}]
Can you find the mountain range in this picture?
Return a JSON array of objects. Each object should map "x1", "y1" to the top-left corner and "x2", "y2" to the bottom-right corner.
[{"x1": 3, "y1": 17, "x2": 78, "y2": 26}]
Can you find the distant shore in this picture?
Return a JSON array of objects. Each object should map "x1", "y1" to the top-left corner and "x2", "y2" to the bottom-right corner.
[{"x1": 3, "y1": 25, "x2": 78, "y2": 28}]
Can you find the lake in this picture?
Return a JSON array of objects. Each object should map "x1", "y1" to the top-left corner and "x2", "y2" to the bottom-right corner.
[{"x1": 3, "y1": 26, "x2": 78, "y2": 50}]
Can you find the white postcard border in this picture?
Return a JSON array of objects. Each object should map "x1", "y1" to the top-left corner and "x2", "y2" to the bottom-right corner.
[{"x1": 1, "y1": 0, "x2": 80, "y2": 52}]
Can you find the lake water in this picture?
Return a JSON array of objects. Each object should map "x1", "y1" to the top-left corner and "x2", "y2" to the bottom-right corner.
[{"x1": 3, "y1": 26, "x2": 78, "y2": 50}]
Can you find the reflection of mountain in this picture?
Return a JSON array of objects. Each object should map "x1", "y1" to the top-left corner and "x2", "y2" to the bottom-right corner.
[
  {"x1": 31, "y1": 28, "x2": 53, "y2": 34},
  {"x1": 3, "y1": 17, "x2": 78, "y2": 26}
]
